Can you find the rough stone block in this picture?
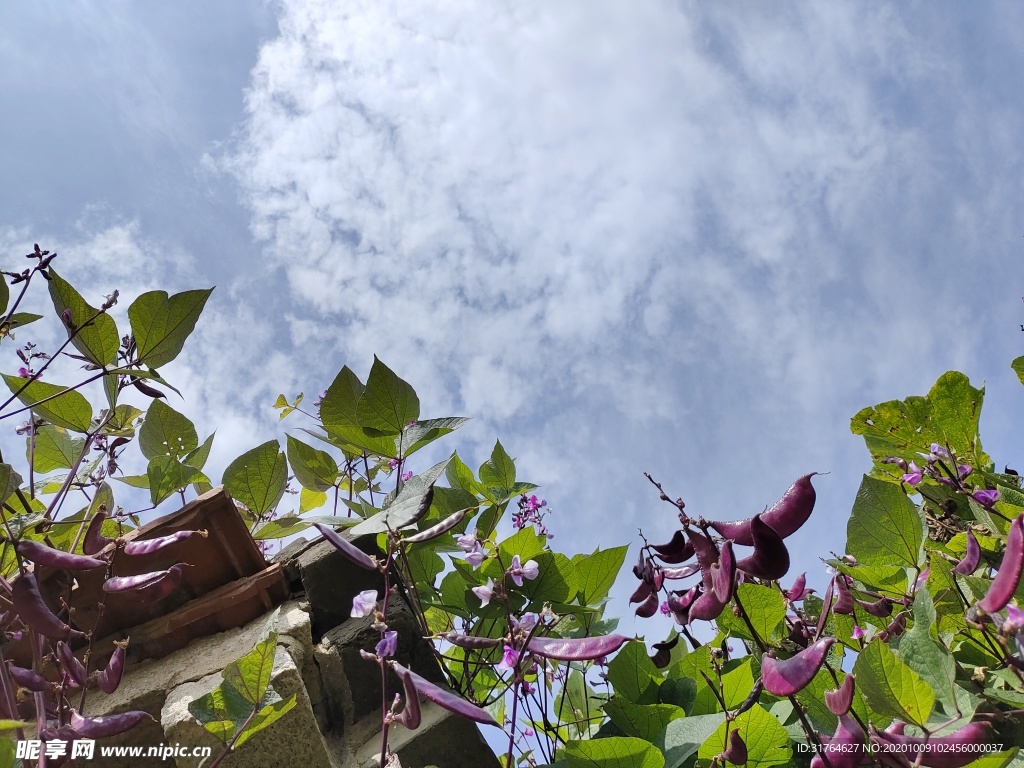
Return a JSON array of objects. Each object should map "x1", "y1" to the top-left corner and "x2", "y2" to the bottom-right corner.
[
  {"x1": 162, "y1": 644, "x2": 333, "y2": 768},
  {"x1": 292, "y1": 535, "x2": 385, "y2": 638}
]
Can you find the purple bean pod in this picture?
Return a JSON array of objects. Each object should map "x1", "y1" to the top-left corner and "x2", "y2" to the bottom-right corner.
[
  {"x1": 403, "y1": 508, "x2": 468, "y2": 543},
  {"x1": 122, "y1": 529, "x2": 207, "y2": 556},
  {"x1": 661, "y1": 564, "x2": 701, "y2": 580},
  {"x1": 869, "y1": 721, "x2": 994, "y2": 768},
  {"x1": 69, "y1": 709, "x2": 155, "y2": 738},
  {"x1": 811, "y1": 715, "x2": 869, "y2": 768},
  {"x1": 12, "y1": 571, "x2": 85, "y2": 640},
  {"x1": 650, "y1": 530, "x2": 695, "y2": 564},
  {"x1": 718, "y1": 730, "x2": 747, "y2": 765},
  {"x1": 83, "y1": 509, "x2": 113, "y2": 555},
  {"x1": 825, "y1": 673, "x2": 856, "y2": 716},
  {"x1": 526, "y1": 633, "x2": 633, "y2": 661},
  {"x1": 16, "y1": 540, "x2": 106, "y2": 571},
  {"x1": 392, "y1": 664, "x2": 422, "y2": 729},
  {"x1": 97, "y1": 641, "x2": 127, "y2": 694},
  {"x1": 57, "y1": 641, "x2": 88, "y2": 687},
  {"x1": 629, "y1": 580, "x2": 653, "y2": 604},
  {"x1": 649, "y1": 635, "x2": 679, "y2": 669},
  {"x1": 313, "y1": 523, "x2": 378, "y2": 571},
  {"x1": 710, "y1": 540, "x2": 736, "y2": 603},
  {"x1": 977, "y1": 513, "x2": 1024, "y2": 614},
  {"x1": 735, "y1": 514, "x2": 790, "y2": 581},
  {"x1": 389, "y1": 661, "x2": 499, "y2": 726},
  {"x1": 760, "y1": 637, "x2": 834, "y2": 696},
  {"x1": 953, "y1": 529, "x2": 981, "y2": 576},
  {"x1": 635, "y1": 592, "x2": 659, "y2": 618},
  {"x1": 7, "y1": 663, "x2": 50, "y2": 692},
  {"x1": 856, "y1": 596, "x2": 893, "y2": 618},
  {"x1": 710, "y1": 473, "x2": 818, "y2": 544},
  {"x1": 103, "y1": 564, "x2": 184, "y2": 599},
  {"x1": 832, "y1": 575, "x2": 856, "y2": 615},
  {"x1": 440, "y1": 632, "x2": 502, "y2": 650}
]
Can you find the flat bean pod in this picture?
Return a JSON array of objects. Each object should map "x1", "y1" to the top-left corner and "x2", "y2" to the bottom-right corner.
[
  {"x1": 12, "y1": 571, "x2": 84, "y2": 640},
  {"x1": 122, "y1": 529, "x2": 206, "y2": 556},
  {"x1": 16, "y1": 540, "x2": 106, "y2": 571}
]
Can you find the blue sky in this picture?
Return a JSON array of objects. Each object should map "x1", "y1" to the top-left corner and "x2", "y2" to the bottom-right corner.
[{"x1": 2, "y1": 1, "x2": 1024, "y2": 637}]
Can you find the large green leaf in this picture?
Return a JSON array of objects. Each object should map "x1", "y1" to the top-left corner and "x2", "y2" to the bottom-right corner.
[
  {"x1": 1013, "y1": 356, "x2": 1024, "y2": 386},
  {"x1": 0, "y1": 274, "x2": 8, "y2": 316},
  {"x1": 30, "y1": 425, "x2": 85, "y2": 473},
  {"x1": 854, "y1": 639, "x2": 934, "y2": 727},
  {"x1": 900, "y1": 589, "x2": 959, "y2": 715},
  {"x1": 479, "y1": 440, "x2": 516, "y2": 496},
  {"x1": 846, "y1": 475, "x2": 924, "y2": 569},
  {"x1": 698, "y1": 704, "x2": 792, "y2": 767},
  {"x1": 285, "y1": 435, "x2": 338, "y2": 492},
  {"x1": 690, "y1": 658, "x2": 755, "y2": 716},
  {"x1": 717, "y1": 583, "x2": 786, "y2": 644},
  {"x1": 399, "y1": 416, "x2": 470, "y2": 457},
  {"x1": 0, "y1": 464, "x2": 22, "y2": 506},
  {"x1": 128, "y1": 287, "x2": 213, "y2": 369},
  {"x1": 3, "y1": 375, "x2": 93, "y2": 433},
  {"x1": 655, "y1": 713, "x2": 725, "y2": 768},
  {"x1": 851, "y1": 371, "x2": 989, "y2": 477},
  {"x1": 349, "y1": 457, "x2": 450, "y2": 535},
  {"x1": 355, "y1": 356, "x2": 419, "y2": 434},
  {"x1": 319, "y1": 365, "x2": 364, "y2": 430},
  {"x1": 233, "y1": 693, "x2": 297, "y2": 750},
  {"x1": 564, "y1": 736, "x2": 665, "y2": 768},
  {"x1": 224, "y1": 621, "x2": 279, "y2": 706},
  {"x1": 222, "y1": 440, "x2": 288, "y2": 516},
  {"x1": 603, "y1": 701, "x2": 685, "y2": 742},
  {"x1": 47, "y1": 269, "x2": 119, "y2": 366},
  {"x1": 183, "y1": 432, "x2": 215, "y2": 471},
  {"x1": 607, "y1": 641, "x2": 661, "y2": 705},
  {"x1": 147, "y1": 456, "x2": 207, "y2": 505},
  {"x1": 518, "y1": 552, "x2": 576, "y2": 605},
  {"x1": 574, "y1": 545, "x2": 628, "y2": 606},
  {"x1": 139, "y1": 400, "x2": 198, "y2": 460}
]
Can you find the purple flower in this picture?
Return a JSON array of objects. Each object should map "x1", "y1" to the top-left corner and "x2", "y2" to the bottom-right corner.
[
  {"x1": 930, "y1": 443, "x2": 951, "y2": 459},
  {"x1": 958, "y1": 464, "x2": 973, "y2": 479},
  {"x1": 1004, "y1": 604, "x2": 1024, "y2": 634},
  {"x1": 472, "y1": 579, "x2": 494, "y2": 607},
  {"x1": 659, "y1": 601, "x2": 671, "y2": 616},
  {"x1": 388, "y1": 459, "x2": 399, "y2": 468},
  {"x1": 902, "y1": 461, "x2": 924, "y2": 486},
  {"x1": 465, "y1": 545, "x2": 487, "y2": 568},
  {"x1": 351, "y1": 589, "x2": 378, "y2": 618},
  {"x1": 851, "y1": 624, "x2": 866, "y2": 641},
  {"x1": 375, "y1": 630, "x2": 398, "y2": 658},
  {"x1": 496, "y1": 645, "x2": 520, "y2": 674},
  {"x1": 401, "y1": 471, "x2": 413, "y2": 482},
  {"x1": 509, "y1": 555, "x2": 539, "y2": 587},
  {"x1": 915, "y1": 567, "x2": 930, "y2": 592},
  {"x1": 17, "y1": 367, "x2": 30, "y2": 378},
  {"x1": 456, "y1": 529, "x2": 478, "y2": 553},
  {"x1": 882, "y1": 457, "x2": 908, "y2": 472},
  {"x1": 972, "y1": 489, "x2": 1000, "y2": 507},
  {"x1": 514, "y1": 613, "x2": 539, "y2": 632}
]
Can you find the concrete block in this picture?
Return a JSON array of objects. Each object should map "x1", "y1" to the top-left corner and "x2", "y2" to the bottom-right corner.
[{"x1": 292, "y1": 536, "x2": 385, "y2": 638}]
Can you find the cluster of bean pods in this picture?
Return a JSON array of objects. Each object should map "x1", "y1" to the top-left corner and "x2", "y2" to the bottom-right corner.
[{"x1": 2, "y1": 524, "x2": 205, "y2": 748}]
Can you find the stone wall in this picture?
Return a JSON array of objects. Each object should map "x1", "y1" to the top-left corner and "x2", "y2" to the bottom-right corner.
[{"x1": 84, "y1": 533, "x2": 500, "y2": 768}]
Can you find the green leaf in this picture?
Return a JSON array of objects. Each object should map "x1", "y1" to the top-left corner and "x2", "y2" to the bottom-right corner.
[
  {"x1": 655, "y1": 713, "x2": 726, "y2": 768},
  {"x1": 188, "y1": 681, "x2": 253, "y2": 739},
  {"x1": 564, "y1": 736, "x2": 665, "y2": 768},
  {"x1": 900, "y1": 588, "x2": 958, "y2": 714},
  {"x1": 1, "y1": 312, "x2": 43, "y2": 337},
  {"x1": 926, "y1": 552, "x2": 967, "y2": 635},
  {"x1": 183, "y1": 432, "x2": 215, "y2": 471},
  {"x1": 399, "y1": 416, "x2": 470, "y2": 457},
  {"x1": 851, "y1": 371, "x2": 989, "y2": 479},
  {"x1": 603, "y1": 701, "x2": 685, "y2": 742},
  {"x1": 0, "y1": 464, "x2": 23, "y2": 506},
  {"x1": 1013, "y1": 356, "x2": 1024, "y2": 387},
  {"x1": 224, "y1": 620, "x2": 279, "y2": 706},
  {"x1": 147, "y1": 456, "x2": 206, "y2": 505},
  {"x1": 445, "y1": 451, "x2": 486, "y2": 498},
  {"x1": 698, "y1": 704, "x2": 792, "y2": 767},
  {"x1": 286, "y1": 435, "x2": 338, "y2": 493},
  {"x1": 3, "y1": 375, "x2": 93, "y2": 433},
  {"x1": 299, "y1": 487, "x2": 328, "y2": 513},
  {"x1": 607, "y1": 641, "x2": 661, "y2": 705},
  {"x1": 854, "y1": 639, "x2": 934, "y2": 727},
  {"x1": 47, "y1": 269, "x2": 119, "y2": 366},
  {"x1": 691, "y1": 658, "x2": 755, "y2": 715},
  {"x1": 519, "y1": 552, "x2": 576, "y2": 605},
  {"x1": 0, "y1": 274, "x2": 8, "y2": 316},
  {"x1": 355, "y1": 356, "x2": 419, "y2": 434},
  {"x1": 233, "y1": 693, "x2": 297, "y2": 750},
  {"x1": 574, "y1": 545, "x2": 628, "y2": 606},
  {"x1": 223, "y1": 440, "x2": 287, "y2": 516},
  {"x1": 128, "y1": 287, "x2": 213, "y2": 369},
  {"x1": 716, "y1": 583, "x2": 786, "y2": 644},
  {"x1": 349, "y1": 457, "x2": 450, "y2": 535},
  {"x1": 253, "y1": 516, "x2": 313, "y2": 540},
  {"x1": 319, "y1": 366, "x2": 364, "y2": 431},
  {"x1": 846, "y1": 475, "x2": 924, "y2": 569},
  {"x1": 479, "y1": 440, "x2": 516, "y2": 496},
  {"x1": 30, "y1": 425, "x2": 84, "y2": 473},
  {"x1": 139, "y1": 400, "x2": 198, "y2": 460},
  {"x1": 105, "y1": 403, "x2": 143, "y2": 436}
]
